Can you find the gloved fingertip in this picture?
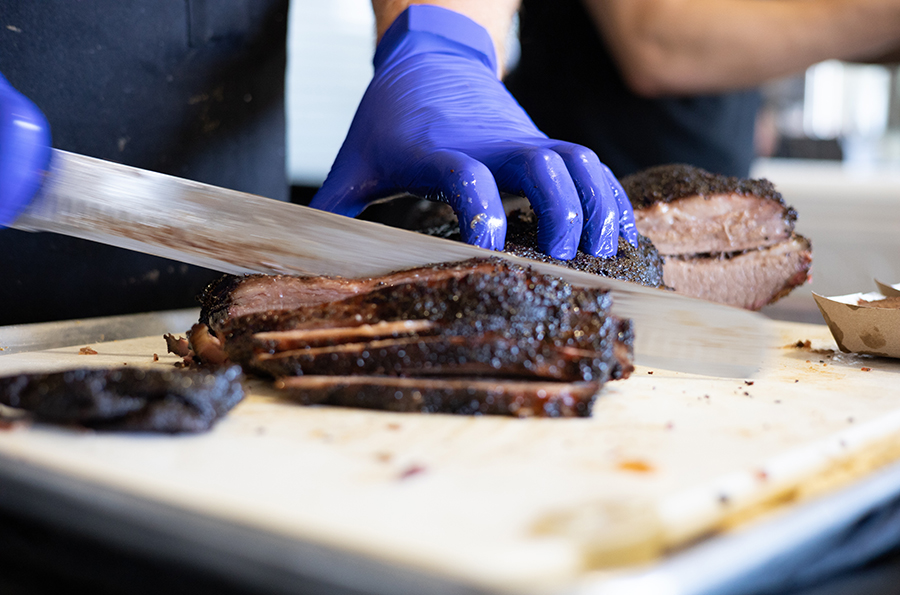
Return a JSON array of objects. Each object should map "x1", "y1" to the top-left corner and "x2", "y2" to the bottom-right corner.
[
  {"x1": 595, "y1": 238, "x2": 617, "y2": 259},
  {"x1": 459, "y1": 211, "x2": 507, "y2": 251},
  {"x1": 545, "y1": 237, "x2": 579, "y2": 261},
  {"x1": 623, "y1": 223, "x2": 638, "y2": 249}
]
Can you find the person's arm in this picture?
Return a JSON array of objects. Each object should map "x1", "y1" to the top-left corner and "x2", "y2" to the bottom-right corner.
[
  {"x1": 371, "y1": 0, "x2": 520, "y2": 72},
  {"x1": 584, "y1": 0, "x2": 900, "y2": 96}
]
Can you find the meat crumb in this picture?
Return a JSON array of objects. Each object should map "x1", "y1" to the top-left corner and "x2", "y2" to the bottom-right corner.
[
  {"x1": 790, "y1": 340, "x2": 812, "y2": 349},
  {"x1": 153, "y1": 354, "x2": 159, "y2": 362},
  {"x1": 78, "y1": 346, "x2": 98, "y2": 355},
  {"x1": 744, "y1": 380, "x2": 754, "y2": 386},
  {"x1": 399, "y1": 464, "x2": 426, "y2": 480},
  {"x1": 647, "y1": 371, "x2": 654, "y2": 375},
  {"x1": 861, "y1": 367, "x2": 872, "y2": 372}
]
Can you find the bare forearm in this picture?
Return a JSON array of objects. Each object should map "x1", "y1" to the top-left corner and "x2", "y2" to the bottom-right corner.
[
  {"x1": 586, "y1": 0, "x2": 900, "y2": 96},
  {"x1": 371, "y1": 0, "x2": 520, "y2": 70}
]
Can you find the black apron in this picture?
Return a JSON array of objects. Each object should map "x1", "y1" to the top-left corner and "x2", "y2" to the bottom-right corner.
[
  {"x1": 505, "y1": 0, "x2": 761, "y2": 179},
  {"x1": 0, "y1": 0, "x2": 289, "y2": 324}
]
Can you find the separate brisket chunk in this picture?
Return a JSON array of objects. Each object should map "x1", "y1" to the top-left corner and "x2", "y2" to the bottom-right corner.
[
  {"x1": 621, "y1": 164, "x2": 812, "y2": 310},
  {"x1": 0, "y1": 366, "x2": 244, "y2": 433},
  {"x1": 205, "y1": 258, "x2": 633, "y2": 418}
]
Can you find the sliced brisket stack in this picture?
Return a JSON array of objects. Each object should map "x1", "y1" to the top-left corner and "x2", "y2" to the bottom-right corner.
[
  {"x1": 621, "y1": 164, "x2": 812, "y2": 310},
  {"x1": 197, "y1": 258, "x2": 634, "y2": 418}
]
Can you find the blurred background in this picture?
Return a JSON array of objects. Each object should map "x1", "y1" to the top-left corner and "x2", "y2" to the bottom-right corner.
[{"x1": 285, "y1": 1, "x2": 900, "y2": 322}]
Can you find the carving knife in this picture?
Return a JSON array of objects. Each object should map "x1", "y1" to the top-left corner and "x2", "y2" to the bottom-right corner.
[{"x1": 11, "y1": 149, "x2": 773, "y2": 377}]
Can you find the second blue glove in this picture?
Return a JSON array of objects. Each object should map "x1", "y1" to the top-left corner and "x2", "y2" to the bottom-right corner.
[
  {"x1": 309, "y1": 5, "x2": 636, "y2": 260},
  {"x1": 0, "y1": 73, "x2": 51, "y2": 226}
]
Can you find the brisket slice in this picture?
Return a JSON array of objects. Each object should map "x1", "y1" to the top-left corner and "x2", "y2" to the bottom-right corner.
[
  {"x1": 0, "y1": 366, "x2": 244, "y2": 433},
  {"x1": 622, "y1": 163, "x2": 795, "y2": 254},
  {"x1": 200, "y1": 259, "x2": 505, "y2": 333},
  {"x1": 661, "y1": 236, "x2": 814, "y2": 311},
  {"x1": 275, "y1": 376, "x2": 600, "y2": 418},
  {"x1": 208, "y1": 258, "x2": 633, "y2": 418},
  {"x1": 621, "y1": 164, "x2": 812, "y2": 309}
]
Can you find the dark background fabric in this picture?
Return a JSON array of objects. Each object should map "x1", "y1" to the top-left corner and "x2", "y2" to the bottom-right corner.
[
  {"x1": 0, "y1": 0, "x2": 289, "y2": 325},
  {"x1": 505, "y1": 0, "x2": 761, "y2": 179}
]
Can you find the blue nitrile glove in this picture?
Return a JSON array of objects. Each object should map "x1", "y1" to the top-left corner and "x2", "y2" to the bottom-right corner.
[
  {"x1": 0, "y1": 73, "x2": 51, "y2": 226},
  {"x1": 309, "y1": 5, "x2": 636, "y2": 260}
]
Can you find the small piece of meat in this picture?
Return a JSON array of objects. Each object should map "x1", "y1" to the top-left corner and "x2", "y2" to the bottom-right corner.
[
  {"x1": 0, "y1": 366, "x2": 245, "y2": 433},
  {"x1": 858, "y1": 296, "x2": 900, "y2": 309},
  {"x1": 164, "y1": 333, "x2": 192, "y2": 357},
  {"x1": 661, "y1": 236, "x2": 813, "y2": 310},
  {"x1": 275, "y1": 376, "x2": 600, "y2": 418},
  {"x1": 187, "y1": 323, "x2": 229, "y2": 366},
  {"x1": 621, "y1": 164, "x2": 812, "y2": 310}
]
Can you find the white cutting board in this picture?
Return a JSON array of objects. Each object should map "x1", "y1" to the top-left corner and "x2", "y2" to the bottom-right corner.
[{"x1": 1, "y1": 319, "x2": 899, "y2": 593}]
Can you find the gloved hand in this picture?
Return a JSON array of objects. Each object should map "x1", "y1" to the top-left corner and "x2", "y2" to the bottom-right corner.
[
  {"x1": 309, "y1": 5, "x2": 636, "y2": 260},
  {"x1": 0, "y1": 73, "x2": 51, "y2": 226}
]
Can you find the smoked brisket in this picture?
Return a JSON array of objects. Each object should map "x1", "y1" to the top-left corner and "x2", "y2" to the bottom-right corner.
[{"x1": 199, "y1": 258, "x2": 634, "y2": 418}]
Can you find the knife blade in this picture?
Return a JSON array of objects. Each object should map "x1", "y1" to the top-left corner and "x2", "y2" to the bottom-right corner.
[{"x1": 12, "y1": 149, "x2": 773, "y2": 377}]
